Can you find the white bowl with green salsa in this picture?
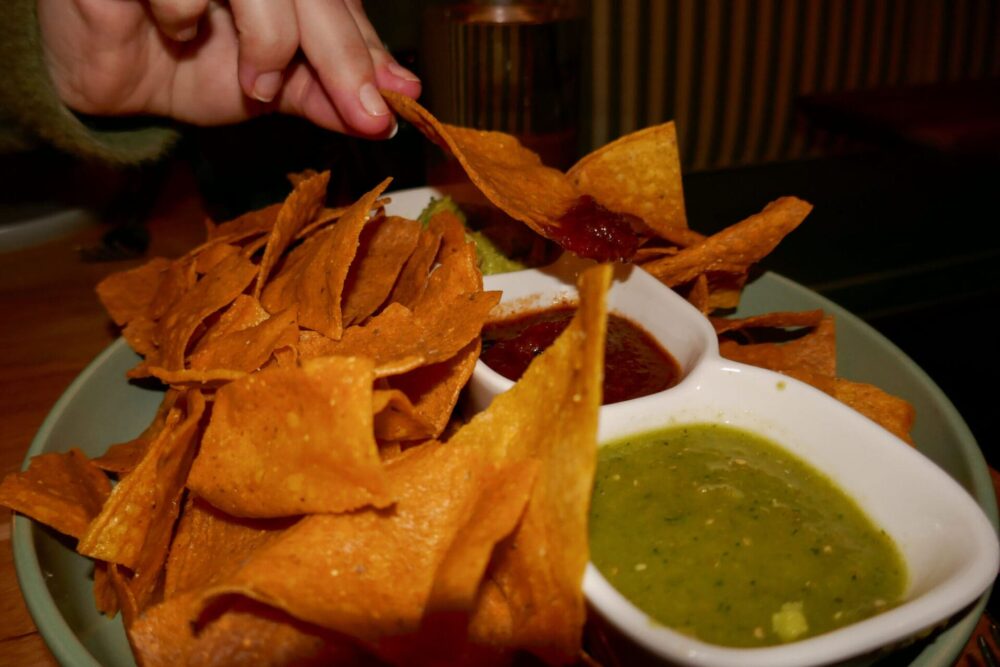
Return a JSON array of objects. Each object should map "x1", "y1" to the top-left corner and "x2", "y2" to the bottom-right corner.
[{"x1": 470, "y1": 260, "x2": 999, "y2": 667}]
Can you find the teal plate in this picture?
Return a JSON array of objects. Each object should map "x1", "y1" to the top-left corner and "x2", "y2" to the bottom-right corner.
[{"x1": 12, "y1": 270, "x2": 998, "y2": 667}]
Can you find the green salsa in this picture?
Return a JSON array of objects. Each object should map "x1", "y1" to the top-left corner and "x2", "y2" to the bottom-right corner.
[{"x1": 589, "y1": 423, "x2": 907, "y2": 647}]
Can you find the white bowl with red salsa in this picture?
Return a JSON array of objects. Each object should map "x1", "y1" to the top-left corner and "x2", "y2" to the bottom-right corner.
[{"x1": 467, "y1": 258, "x2": 999, "y2": 667}]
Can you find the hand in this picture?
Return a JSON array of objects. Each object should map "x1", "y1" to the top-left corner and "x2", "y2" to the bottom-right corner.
[{"x1": 37, "y1": 0, "x2": 421, "y2": 138}]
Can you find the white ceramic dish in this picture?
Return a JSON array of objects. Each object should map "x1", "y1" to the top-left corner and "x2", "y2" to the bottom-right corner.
[{"x1": 470, "y1": 260, "x2": 1000, "y2": 667}]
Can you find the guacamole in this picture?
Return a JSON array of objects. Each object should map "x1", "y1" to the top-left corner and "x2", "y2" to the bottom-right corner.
[{"x1": 589, "y1": 423, "x2": 907, "y2": 647}]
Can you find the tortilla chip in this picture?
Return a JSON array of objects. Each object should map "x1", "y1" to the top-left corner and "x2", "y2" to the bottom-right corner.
[
  {"x1": 130, "y1": 592, "x2": 367, "y2": 667},
  {"x1": 93, "y1": 561, "x2": 119, "y2": 617},
  {"x1": 189, "y1": 307, "x2": 298, "y2": 373},
  {"x1": 444, "y1": 263, "x2": 612, "y2": 662},
  {"x1": 387, "y1": 222, "x2": 444, "y2": 309},
  {"x1": 719, "y1": 315, "x2": 837, "y2": 377},
  {"x1": 93, "y1": 390, "x2": 180, "y2": 476},
  {"x1": 164, "y1": 496, "x2": 296, "y2": 599},
  {"x1": 78, "y1": 391, "x2": 204, "y2": 571},
  {"x1": 254, "y1": 170, "x2": 331, "y2": 298},
  {"x1": 196, "y1": 439, "x2": 532, "y2": 644},
  {"x1": 204, "y1": 203, "x2": 281, "y2": 244},
  {"x1": 193, "y1": 243, "x2": 241, "y2": 275},
  {"x1": 147, "y1": 257, "x2": 199, "y2": 322},
  {"x1": 568, "y1": 122, "x2": 699, "y2": 246},
  {"x1": 152, "y1": 254, "x2": 259, "y2": 372},
  {"x1": 641, "y1": 197, "x2": 812, "y2": 286},
  {"x1": 0, "y1": 448, "x2": 110, "y2": 539},
  {"x1": 374, "y1": 339, "x2": 481, "y2": 442},
  {"x1": 712, "y1": 309, "x2": 826, "y2": 335},
  {"x1": 785, "y1": 369, "x2": 916, "y2": 444},
  {"x1": 122, "y1": 316, "x2": 158, "y2": 358},
  {"x1": 384, "y1": 91, "x2": 644, "y2": 261},
  {"x1": 341, "y1": 215, "x2": 422, "y2": 326},
  {"x1": 187, "y1": 356, "x2": 389, "y2": 518},
  {"x1": 96, "y1": 257, "x2": 173, "y2": 326},
  {"x1": 261, "y1": 178, "x2": 392, "y2": 339}
]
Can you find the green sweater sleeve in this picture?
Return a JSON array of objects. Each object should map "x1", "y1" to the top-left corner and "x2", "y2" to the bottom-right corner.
[{"x1": 0, "y1": 0, "x2": 180, "y2": 164}]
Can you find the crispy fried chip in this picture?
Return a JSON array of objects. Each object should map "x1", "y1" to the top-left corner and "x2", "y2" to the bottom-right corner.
[
  {"x1": 568, "y1": 122, "x2": 700, "y2": 246},
  {"x1": 444, "y1": 263, "x2": 612, "y2": 662},
  {"x1": 254, "y1": 170, "x2": 331, "y2": 298},
  {"x1": 78, "y1": 391, "x2": 204, "y2": 571},
  {"x1": 341, "y1": 215, "x2": 421, "y2": 326},
  {"x1": 374, "y1": 339, "x2": 482, "y2": 442},
  {"x1": 196, "y1": 439, "x2": 534, "y2": 644},
  {"x1": 204, "y1": 203, "x2": 281, "y2": 244},
  {"x1": 189, "y1": 307, "x2": 298, "y2": 373},
  {"x1": 0, "y1": 448, "x2": 110, "y2": 539},
  {"x1": 641, "y1": 197, "x2": 813, "y2": 288},
  {"x1": 387, "y1": 221, "x2": 444, "y2": 309},
  {"x1": 187, "y1": 356, "x2": 389, "y2": 517},
  {"x1": 711, "y1": 309, "x2": 826, "y2": 335},
  {"x1": 148, "y1": 254, "x2": 259, "y2": 372},
  {"x1": 383, "y1": 91, "x2": 578, "y2": 240},
  {"x1": 93, "y1": 390, "x2": 180, "y2": 475},
  {"x1": 164, "y1": 496, "x2": 295, "y2": 599},
  {"x1": 785, "y1": 369, "x2": 917, "y2": 444},
  {"x1": 261, "y1": 178, "x2": 391, "y2": 339},
  {"x1": 96, "y1": 257, "x2": 173, "y2": 326},
  {"x1": 719, "y1": 315, "x2": 837, "y2": 377},
  {"x1": 130, "y1": 591, "x2": 367, "y2": 667}
]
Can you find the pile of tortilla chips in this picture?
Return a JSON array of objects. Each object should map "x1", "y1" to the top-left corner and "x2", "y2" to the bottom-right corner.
[
  {"x1": 1, "y1": 94, "x2": 915, "y2": 667},
  {"x1": 0, "y1": 165, "x2": 615, "y2": 665}
]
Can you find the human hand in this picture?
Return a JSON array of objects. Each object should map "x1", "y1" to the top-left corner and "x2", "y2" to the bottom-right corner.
[{"x1": 37, "y1": 0, "x2": 421, "y2": 138}]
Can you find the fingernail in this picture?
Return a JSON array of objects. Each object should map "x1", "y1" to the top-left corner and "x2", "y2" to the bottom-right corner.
[
  {"x1": 359, "y1": 82, "x2": 389, "y2": 117},
  {"x1": 252, "y1": 71, "x2": 283, "y2": 103},
  {"x1": 387, "y1": 121, "x2": 398, "y2": 139},
  {"x1": 175, "y1": 25, "x2": 198, "y2": 42},
  {"x1": 387, "y1": 62, "x2": 421, "y2": 83}
]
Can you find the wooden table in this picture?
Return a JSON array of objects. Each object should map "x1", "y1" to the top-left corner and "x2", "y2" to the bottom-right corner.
[{"x1": 0, "y1": 160, "x2": 996, "y2": 666}]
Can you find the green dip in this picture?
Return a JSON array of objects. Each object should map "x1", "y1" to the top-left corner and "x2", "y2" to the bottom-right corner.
[{"x1": 589, "y1": 423, "x2": 907, "y2": 647}]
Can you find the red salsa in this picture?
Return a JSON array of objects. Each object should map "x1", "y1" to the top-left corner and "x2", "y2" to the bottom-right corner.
[
  {"x1": 480, "y1": 304, "x2": 681, "y2": 404},
  {"x1": 550, "y1": 196, "x2": 649, "y2": 262}
]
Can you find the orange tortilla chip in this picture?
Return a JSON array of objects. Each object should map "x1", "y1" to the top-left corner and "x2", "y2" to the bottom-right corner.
[
  {"x1": 341, "y1": 215, "x2": 422, "y2": 326},
  {"x1": 719, "y1": 315, "x2": 837, "y2": 377},
  {"x1": 196, "y1": 439, "x2": 533, "y2": 644},
  {"x1": 388, "y1": 221, "x2": 444, "y2": 309},
  {"x1": 261, "y1": 178, "x2": 391, "y2": 339},
  {"x1": 147, "y1": 257, "x2": 198, "y2": 322},
  {"x1": 785, "y1": 369, "x2": 916, "y2": 444},
  {"x1": 130, "y1": 591, "x2": 365, "y2": 667},
  {"x1": 444, "y1": 263, "x2": 612, "y2": 662},
  {"x1": 254, "y1": 170, "x2": 331, "y2": 298},
  {"x1": 301, "y1": 289, "x2": 500, "y2": 378},
  {"x1": 96, "y1": 257, "x2": 173, "y2": 326},
  {"x1": 190, "y1": 294, "x2": 271, "y2": 355},
  {"x1": 568, "y1": 122, "x2": 699, "y2": 246},
  {"x1": 204, "y1": 202, "x2": 281, "y2": 244},
  {"x1": 0, "y1": 448, "x2": 110, "y2": 539},
  {"x1": 642, "y1": 197, "x2": 812, "y2": 286},
  {"x1": 153, "y1": 253, "x2": 259, "y2": 371},
  {"x1": 189, "y1": 307, "x2": 298, "y2": 373},
  {"x1": 712, "y1": 309, "x2": 826, "y2": 335},
  {"x1": 383, "y1": 91, "x2": 579, "y2": 241},
  {"x1": 78, "y1": 391, "x2": 204, "y2": 571},
  {"x1": 374, "y1": 338, "x2": 481, "y2": 442},
  {"x1": 93, "y1": 390, "x2": 180, "y2": 475},
  {"x1": 187, "y1": 356, "x2": 390, "y2": 518},
  {"x1": 193, "y1": 243, "x2": 241, "y2": 275},
  {"x1": 164, "y1": 496, "x2": 295, "y2": 599}
]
